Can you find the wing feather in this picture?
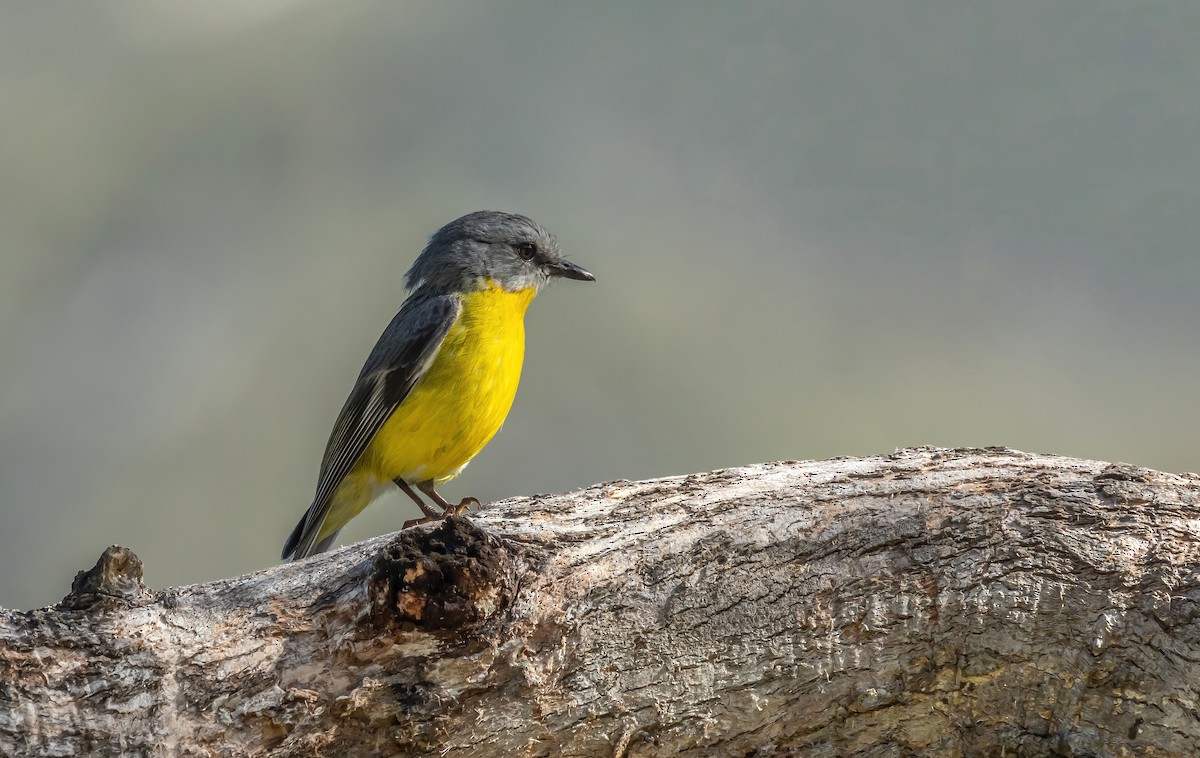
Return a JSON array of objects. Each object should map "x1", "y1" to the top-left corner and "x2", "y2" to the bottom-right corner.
[{"x1": 282, "y1": 293, "x2": 460, "y2": 559}]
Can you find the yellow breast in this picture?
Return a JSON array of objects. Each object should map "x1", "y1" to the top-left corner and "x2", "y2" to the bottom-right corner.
[{"x1": 361, "y1": 282, "x2": 536, "y2": 484}]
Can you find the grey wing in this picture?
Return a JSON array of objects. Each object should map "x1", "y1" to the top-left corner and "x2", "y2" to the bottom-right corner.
[{"x1": 281, "y1": 293, "x2": 460, "y2": 560}]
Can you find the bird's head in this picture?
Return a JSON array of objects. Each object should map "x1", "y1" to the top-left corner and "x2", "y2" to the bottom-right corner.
[{"x1": 404, "y1": 211, "x2": 593, "y2": 295}]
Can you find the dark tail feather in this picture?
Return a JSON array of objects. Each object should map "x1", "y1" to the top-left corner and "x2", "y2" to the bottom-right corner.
[
  {"x1": 312, "y1": 532, "x2": 339, "y2": 555},
  {"x1": 281, "y1": 510, "x2": 340, "y2": 562}
]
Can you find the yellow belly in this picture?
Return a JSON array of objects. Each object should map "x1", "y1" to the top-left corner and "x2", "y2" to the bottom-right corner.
[
  {"x1": 314, "y1": 284, "x2": 536, "y2": 542},
  {"x1": 362, "y1": 283, "x2": 534, "y2": 484}
]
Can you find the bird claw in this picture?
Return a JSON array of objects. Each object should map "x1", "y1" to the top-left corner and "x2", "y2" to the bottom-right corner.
[
  {"x1": 402, "y1": 498, "x2": 483, "y2": 529},
  {"x1": 450, "y1": 497, "x2": 482, "y2": 516}
]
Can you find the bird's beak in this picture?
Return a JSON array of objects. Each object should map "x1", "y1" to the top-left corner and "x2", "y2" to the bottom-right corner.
[{"x1": 546, "y1": 260, "x2": 595, "y2": 282}]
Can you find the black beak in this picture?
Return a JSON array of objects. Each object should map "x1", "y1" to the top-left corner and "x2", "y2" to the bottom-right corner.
[{"x1": 546, "y1": 260, "x2": 595, "y2": 282}]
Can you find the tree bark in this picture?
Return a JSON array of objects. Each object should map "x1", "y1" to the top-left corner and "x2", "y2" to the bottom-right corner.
[{"x1": 3, "y1": 447, "x2": 1200, "y2": 757}]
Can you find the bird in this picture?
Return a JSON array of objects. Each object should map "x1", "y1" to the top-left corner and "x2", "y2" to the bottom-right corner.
[{"x1": 281, "y1": 211, "x2": 593, "y2": 561}]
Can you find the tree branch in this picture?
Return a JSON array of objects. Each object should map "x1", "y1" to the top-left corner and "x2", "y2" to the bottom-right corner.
[{"x1": 3, "y1": 447, "x2": 1200, "y2": 757}]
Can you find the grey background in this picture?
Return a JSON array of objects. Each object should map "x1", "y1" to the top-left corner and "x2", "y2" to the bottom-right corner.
[{"x1": 2, "y1": 1, "x2": 1197, "y2": 609}]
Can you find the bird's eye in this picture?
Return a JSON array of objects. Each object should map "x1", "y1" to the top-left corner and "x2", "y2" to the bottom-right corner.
[{"x1": 515, "y1": 242, "x2": 537, "y2": 261}]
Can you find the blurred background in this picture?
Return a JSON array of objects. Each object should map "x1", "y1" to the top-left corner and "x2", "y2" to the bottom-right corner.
[{"x1": 2, "y1": 1, "x2": 1198, "y2": 609}]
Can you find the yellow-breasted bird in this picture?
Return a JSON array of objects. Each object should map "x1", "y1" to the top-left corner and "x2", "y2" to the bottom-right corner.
[{"x1": 281, "y1": 211, "x2": 593, "y2": 561}]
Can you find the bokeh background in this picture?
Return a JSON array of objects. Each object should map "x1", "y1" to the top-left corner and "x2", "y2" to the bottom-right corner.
[{"x1": 2, "y1": 2, "x2": 1198, "y2": 609}]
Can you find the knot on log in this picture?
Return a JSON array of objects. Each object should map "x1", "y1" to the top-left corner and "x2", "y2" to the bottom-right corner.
[
  {"x1": 369, "y1": 517, "x2": 516, "y2": 633},
  {"x1": 62, "y1": 545, "x2": 151, "y2": 609}
]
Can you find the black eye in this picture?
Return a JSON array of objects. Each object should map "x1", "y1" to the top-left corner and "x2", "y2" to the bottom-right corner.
[{"x1": 515, "y1": 242, "x2": 537, "y2": 261}]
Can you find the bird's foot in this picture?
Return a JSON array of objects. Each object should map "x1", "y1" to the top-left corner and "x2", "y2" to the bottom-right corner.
[
  {"x1": 402, "y1": 497, "x2": 483, "y2": 529},
  {"x1": 446, "y1": 496, "x2": 482, "y2": 517}
]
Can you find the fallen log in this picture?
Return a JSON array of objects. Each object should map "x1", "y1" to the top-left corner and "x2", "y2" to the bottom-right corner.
[{"x1": 3, "y1": 447, "x2": 1199, "y2": 757}]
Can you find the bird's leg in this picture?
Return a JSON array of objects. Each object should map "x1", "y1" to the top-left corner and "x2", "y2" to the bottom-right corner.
[
  {"x1": 417, "y1": 481, "x2": 482, "y2": 518},
  {"x1": 395, "y1": 478, "x2": 442, "y2": 529}
]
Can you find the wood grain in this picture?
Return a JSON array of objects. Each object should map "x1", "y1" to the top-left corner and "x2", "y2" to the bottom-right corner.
[{"x1": 3, "y1": 447, "x2": 1200, "y2": 757}]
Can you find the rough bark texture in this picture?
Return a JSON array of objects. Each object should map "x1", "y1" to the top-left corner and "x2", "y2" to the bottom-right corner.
[{"x1": 3, "y1": 447, "x2": 1200, "y2": 757}]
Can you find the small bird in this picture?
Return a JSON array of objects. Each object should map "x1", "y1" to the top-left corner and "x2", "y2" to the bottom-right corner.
[{"x1": 282, "y1": 211, "x2": 593, "y2": 561}]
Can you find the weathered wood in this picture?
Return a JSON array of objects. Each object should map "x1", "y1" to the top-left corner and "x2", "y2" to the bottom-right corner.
[{"x1": 3, "y1": 447, "x2": 1200, "y2": 757}]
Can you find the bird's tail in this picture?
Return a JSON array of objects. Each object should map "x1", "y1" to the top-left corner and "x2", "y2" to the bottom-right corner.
[{"x1": 281, "y1": 509, "x2": 340, "y2": 562}]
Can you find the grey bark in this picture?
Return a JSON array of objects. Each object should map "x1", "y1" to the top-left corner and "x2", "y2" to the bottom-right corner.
[{"x1": 3, "y1": 447, "x2": 1200, "y2": 757}]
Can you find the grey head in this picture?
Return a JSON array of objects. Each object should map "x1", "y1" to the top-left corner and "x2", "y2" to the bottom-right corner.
[{"x1": 403, "y1": 211, "x2": 593, "y2": 295}]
